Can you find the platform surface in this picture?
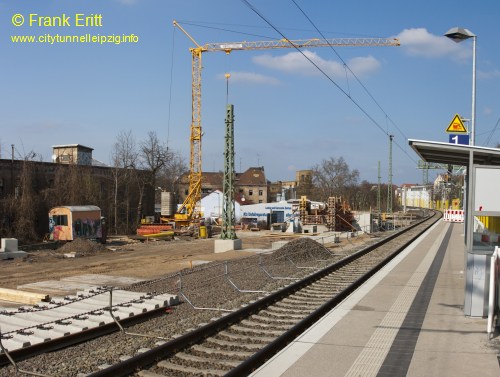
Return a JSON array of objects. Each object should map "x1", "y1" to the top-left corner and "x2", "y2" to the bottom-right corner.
[{"x1": 251, "y1": 221, "x2": 500, "y2": 377}]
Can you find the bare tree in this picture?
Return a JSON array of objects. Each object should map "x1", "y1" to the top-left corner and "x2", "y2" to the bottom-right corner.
[
  {"x1": 139, "y1": 131, "x2": 169, "y2": 189},
  {"x1": 136, "y1": 131, "x2": 170, "y2": 224},
  {"x1": 348, "y1": 180, "x2": 380, "y2": 211},
  {"x1": 111, "y1": 130, "x2": 139, "y2": 234},
  {"x1": 159, "y1": 151, "x2": 188, "y2": 202},
  {"x1": 42, "y1": 161, "x2": 100, "y2": 207},
  {"x1": 2, "y1": 151, "x2": 40, "y2": 243},
  {"x1": 311, "y1": 156, "x2": 360, "y2": 202},
  {"x1": 13, "y1": 160, "x2": 38, "y2": 242}
]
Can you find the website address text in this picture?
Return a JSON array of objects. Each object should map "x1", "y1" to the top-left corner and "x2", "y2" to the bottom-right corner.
[{"x1": 11, "y1": 33, "x2": 139, "y2": 45}]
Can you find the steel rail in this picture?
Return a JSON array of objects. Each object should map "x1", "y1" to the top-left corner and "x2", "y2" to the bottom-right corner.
[{"x1": 88, "y1": 211, "x2": 439, "y2": 377}]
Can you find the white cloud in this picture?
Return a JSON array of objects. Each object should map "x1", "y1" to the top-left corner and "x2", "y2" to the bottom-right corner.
[
  {"x1": 397, "y1": 28, "x2": 470, "y2": 60},
  {"x1": 347, "y1": 56, "x2": 381, "y2": 76},
  {"x1": 114, "y1": 0, "x2": 138, "y2": 5},
  {"x1": 478, "y1": 69, "x2": 500, "y2": 80},
  {"x1": 253, "y1": 50, "x2": 380, "y2": 78},
  {"x1": 217, "y1": 71, "x2": 280, "y2": 85}
]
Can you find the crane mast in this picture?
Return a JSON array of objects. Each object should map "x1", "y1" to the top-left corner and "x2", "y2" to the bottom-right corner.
[
  {"x1": 172, "y1": 20, "x2": 399, "y2": 225},
  {"x1": 174, "y1": 46, "x2": 203, "y2": 225}
]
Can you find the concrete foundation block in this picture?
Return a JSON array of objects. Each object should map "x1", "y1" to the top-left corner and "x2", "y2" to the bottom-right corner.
[
  {"x1": 1, "y1": 238, "x2": 18, "y2": 252},
  {"x1": 0, "y1": 238, "x2": 28, "y2": 259},
  {"x1": 0, "y1": 251, "x2": 28, "y2": 260},
  {"x1": 214, "y1": 239, "x2": 242, "y2": 253}
]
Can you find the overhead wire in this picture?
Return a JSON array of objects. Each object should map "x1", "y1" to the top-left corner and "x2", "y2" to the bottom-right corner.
[
  {"x1": 176, "y1": 19, "x2": 383, "y2": 39},
  {"x1": 240, "y1": 0, "x2": 417, "y2": 163},
  {"x1": 173, "y1": 20, "x2": 277, "y2": 41},
  {"x1": 483, "y1": 117, "x2": 500, "y2": 146},
  {"x1": 290, "y1": 0, "x2": 412, "y2": 157}
]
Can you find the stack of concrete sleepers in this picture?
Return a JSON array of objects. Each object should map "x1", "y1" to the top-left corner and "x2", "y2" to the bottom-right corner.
[{"x1": 0, "y1": 288, "x2": 178, "y2": 352}]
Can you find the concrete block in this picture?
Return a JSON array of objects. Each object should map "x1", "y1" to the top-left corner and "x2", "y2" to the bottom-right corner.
[
  {"x1": 1, "y1": 337, "x2": 31, "y2": 351},
  {"x1": 313, "y1": 232, "x2": 341, "y2": 245},
  {"x1": 1, "y1": 238, "x2": 18, "y2": 252},
  {"x1": 0, "y1": 251, "x2": 28, "y2": 260},
  {"x1": 63, "y1": 252, "x2": 78, "y2": 258},
  {"x1": 0, "y1": 238, "x2": 27, "y2": 260},
  {"x1": 214, "y1": 239, "x2": 242, "y2": 253}
]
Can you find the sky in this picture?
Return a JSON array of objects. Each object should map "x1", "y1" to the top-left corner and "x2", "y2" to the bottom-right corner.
[{"x1": 1, "y1": 0, "x2": 500, "y2": 186}]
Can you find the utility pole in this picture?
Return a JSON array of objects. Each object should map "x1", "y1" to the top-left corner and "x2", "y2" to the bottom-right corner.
[
  {"x1": 221, "y1": 104, "x2": 236, "y2": 240},
  {"x1": 387, "y1": 135, "x2": 394, "y2": 215},
  {"x1": 377, "y1": 161, "x2": 381, "y2": 213},
  {"x1": 422, "y1": 163, "x2": 429, "y2": 185},
  {"x1": 11, "y1": 144, "x2": 14, "y2": 195}
]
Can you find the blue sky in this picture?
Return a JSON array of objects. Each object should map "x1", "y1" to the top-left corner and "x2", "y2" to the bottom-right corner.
[{"x1": 1, "y1": 0, "x2": 500, "y2": 185}]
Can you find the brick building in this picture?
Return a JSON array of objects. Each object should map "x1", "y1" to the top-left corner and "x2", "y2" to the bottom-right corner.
[
  {"x1": 0, "y1": 145, "x2": 154, "y2": 240},
  {"x1": 178, "y1": 167, "x2": 270, "y2": 205},
  {"x1": 268, "y1": 169, "x2": 313, "y2": 202}
]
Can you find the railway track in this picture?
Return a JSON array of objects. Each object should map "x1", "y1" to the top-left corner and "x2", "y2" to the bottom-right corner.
[{"x1": 0, "y1": 210, "x2": 438, "y2": 376}]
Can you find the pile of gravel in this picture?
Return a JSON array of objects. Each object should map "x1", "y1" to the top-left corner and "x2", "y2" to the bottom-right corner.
[
  {"x1": 55, "y1": 238, "x2": 110, "y2": 257},
  {"x1": 272, "y1": 237, "x2": 332, "y2": 261},
  {"x1": 128, "y1": 237, "x2": 335, "y2": 310}
]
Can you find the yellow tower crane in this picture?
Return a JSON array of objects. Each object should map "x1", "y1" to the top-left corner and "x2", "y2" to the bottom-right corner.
[{"x1": 172, "y1": 20, "x2": 400, "y2": 226}]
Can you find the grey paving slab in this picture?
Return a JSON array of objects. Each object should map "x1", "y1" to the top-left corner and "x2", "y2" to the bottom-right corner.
[
  {"x1": 17, "y1": 280, "x2": 97, "y2": 295},
  {"x1": 60, "y1": 274, "x2": 145, "y2": 286}
]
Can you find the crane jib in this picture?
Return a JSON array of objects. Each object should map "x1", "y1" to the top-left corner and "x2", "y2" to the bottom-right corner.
[{"x1": 205, "y1": 38, "x2": 400, "y2": 52}]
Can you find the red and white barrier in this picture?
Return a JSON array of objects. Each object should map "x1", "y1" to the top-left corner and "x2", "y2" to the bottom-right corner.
[{"x1": 443, "y1": 209, "x2": 465, "y2": 222}]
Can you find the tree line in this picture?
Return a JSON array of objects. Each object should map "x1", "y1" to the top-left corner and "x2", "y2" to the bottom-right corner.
[
  {"x1": 0, "y1": 131, "x2": 187, "y2": 244},
  {"x1": 0, "y1": 132, "x2": 397, "y2": 244},
  {"x1": 304, "y1": 156, "x2": 398, "y2": 213}
]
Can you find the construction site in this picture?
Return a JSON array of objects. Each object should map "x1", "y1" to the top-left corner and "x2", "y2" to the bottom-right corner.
[
  {"x1": 132, "y1": 21, "x2": 403, "y2": 249},
  {"x1": 0, "y1": 21, "x2": 413, "y2": 307},
  {"x1": 0, "y1": 18, "x2": 413, "y2": 262}
]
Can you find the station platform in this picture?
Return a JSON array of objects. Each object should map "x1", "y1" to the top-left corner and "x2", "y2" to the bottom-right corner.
[{"x1": 251, "y1": 221, "x2": 500, "y2": 377}]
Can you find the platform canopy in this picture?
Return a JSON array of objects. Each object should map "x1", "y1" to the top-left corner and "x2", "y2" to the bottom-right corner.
[{"x1": 409, "y1": 139, "x2": 500, "y2": 167}]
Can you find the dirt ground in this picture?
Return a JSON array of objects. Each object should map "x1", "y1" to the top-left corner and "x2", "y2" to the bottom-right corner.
[{"x1": 0, "y1": 231, "x2": 371, "y2": 303}]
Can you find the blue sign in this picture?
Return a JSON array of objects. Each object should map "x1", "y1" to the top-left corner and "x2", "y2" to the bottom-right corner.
[{"x1": 449, "y1": 134, "x2": 469, "y2": 145}]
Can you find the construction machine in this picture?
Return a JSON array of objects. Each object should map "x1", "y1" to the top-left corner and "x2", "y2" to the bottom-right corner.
[{"x1": 172, "y1": 20, "x2": 399, "y2": 228}]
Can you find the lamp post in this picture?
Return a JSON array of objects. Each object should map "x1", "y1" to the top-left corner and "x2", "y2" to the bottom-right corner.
[{"x1": 444, "y1": 27, "x2": 477, "y2": 146}]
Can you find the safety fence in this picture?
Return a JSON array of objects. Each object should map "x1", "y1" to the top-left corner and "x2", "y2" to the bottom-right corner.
[{"x1": 443, "y1": 209, "x2": 465, "y2": 223}]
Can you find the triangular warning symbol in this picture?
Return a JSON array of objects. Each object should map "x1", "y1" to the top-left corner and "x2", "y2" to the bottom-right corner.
[{"x1": 445, "y1": 114, "x2": 467, "y2": 133}]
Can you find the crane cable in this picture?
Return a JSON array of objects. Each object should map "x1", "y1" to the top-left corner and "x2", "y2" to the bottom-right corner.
[{"x1": 166, "y1": 23, "x2": 177, "y2": 152}]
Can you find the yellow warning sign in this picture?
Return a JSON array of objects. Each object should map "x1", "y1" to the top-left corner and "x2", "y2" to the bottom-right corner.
[{"x1": 445, "y1": 114, "x2": 467, "y2": 133}]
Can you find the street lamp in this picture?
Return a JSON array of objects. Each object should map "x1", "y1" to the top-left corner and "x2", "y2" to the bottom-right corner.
[{"x1": 444, "y1": 27, "x2": 477, "y2": 146}]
